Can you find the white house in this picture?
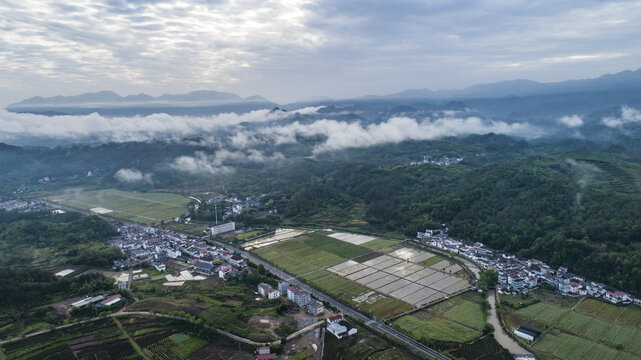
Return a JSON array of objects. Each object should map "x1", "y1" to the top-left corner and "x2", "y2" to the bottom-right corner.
[
  {"x1": 287, "y1": 286, "x2": 311, "y2": 307},
  {"x1": 514, "y1": 326, "x2": 540, "y2": 342},
  {"x1": 219, "y1": 263, "x2": 232, "y2": 279},
  {"x1": 327, "y1": 320, "x2": 357, "y2": 339},
  {"x1": 208, "y1": 222, "x2": 235, "y2": 236}
]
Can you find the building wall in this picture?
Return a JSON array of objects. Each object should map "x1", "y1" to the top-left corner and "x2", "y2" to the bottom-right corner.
[{"x1": 209, "y1": 222, "x2": 236, "y2": 235}]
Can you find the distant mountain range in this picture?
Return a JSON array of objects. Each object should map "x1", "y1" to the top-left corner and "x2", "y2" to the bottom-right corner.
[
  {"x1": 6, "y1": 67, "x2": 641, "y2": 119},
  {"x1": 370, "y1": 67, "x2": 641, "y2": 99},
  {"x1": 6, "y1": 90, "x2": 275, "y2": 116},
  {"x1": 11, "y1": 90, "x2": 272, "y2": 107}
]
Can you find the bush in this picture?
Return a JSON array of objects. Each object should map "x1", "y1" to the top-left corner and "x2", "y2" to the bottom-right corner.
[{"x1": 482, "y1": 323, "x2": 494, "y2": 335}]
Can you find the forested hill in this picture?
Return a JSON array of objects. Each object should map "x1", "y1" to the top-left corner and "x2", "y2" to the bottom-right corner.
[
  {"x1": 269, "y1": 150, "x2": 641, "y2": 294},
  {"x1": 0, "y1": 211, "x2": 122, "y2": 267}
]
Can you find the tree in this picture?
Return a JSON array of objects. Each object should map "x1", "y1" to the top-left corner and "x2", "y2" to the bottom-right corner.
[{"x1": 478, "y1": 270, "x2": 499, "y2": 288}]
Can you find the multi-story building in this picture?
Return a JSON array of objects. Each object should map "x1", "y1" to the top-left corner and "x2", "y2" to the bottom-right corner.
[
  {"x1": 307, "y1": 300, "x2": 324, "y2": 315},
  {"x1": 208, "y1": 222, "x2": 235, "y2": 236},
  {"x1": 278, "y1": 280, "x2": 289, "y2": 295},
  {"x1": 287, "y1": 286, "x2": 311, "y2": 307}
]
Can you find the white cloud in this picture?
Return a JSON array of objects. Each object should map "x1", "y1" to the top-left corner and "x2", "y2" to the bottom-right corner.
[
  {"x1": 169, "y1": 150, "x2": 285, "y2": 175},
  {"x1": 114, "y1": 168, "x2": 153, "y2": 183},
  {"x1": 602, "y1": 106, "x2": 641, "y2": 127},
  {"x1": 0, "y1": 107, "x2": 321, "y2": 143},
  {"x1": 233, "y1": 115, "x2": 543, "y2": 153},
  {"x1": 558, "y1": 115, "x2": 584, "y2": 127}
]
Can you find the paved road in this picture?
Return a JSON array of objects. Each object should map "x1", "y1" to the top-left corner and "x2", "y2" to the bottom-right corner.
[
  {"x1": 210, "y1": 238, "x2": 450, "y2": 360},
  {"x1": 37, "y1": 202, "x2": 449, "y2": 359}
]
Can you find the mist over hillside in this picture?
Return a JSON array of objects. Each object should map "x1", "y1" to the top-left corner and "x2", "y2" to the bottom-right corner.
[{"x1": 4, "y1": 68, "x2": 641, "y2": 148}]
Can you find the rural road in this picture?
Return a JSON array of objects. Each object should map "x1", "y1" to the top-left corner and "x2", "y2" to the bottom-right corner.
[
  {"x1": 486, "y1": 293, "x2": 533, "y2": 356},
  {"x1": 210, "y1": 238, "x2": 451, "y2": 360},
  {"x1": 35, "y1": 202, "x2": 450, "y2": 359}
]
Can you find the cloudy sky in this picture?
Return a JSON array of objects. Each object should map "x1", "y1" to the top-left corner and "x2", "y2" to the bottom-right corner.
[{"x1": 1, "y1": 0, "x2": 640, "y2": 106}]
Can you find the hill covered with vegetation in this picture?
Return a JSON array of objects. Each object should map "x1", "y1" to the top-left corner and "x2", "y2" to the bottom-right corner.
[{"x1": 0, "y1": 211, "x2": 122, "y2": 267}]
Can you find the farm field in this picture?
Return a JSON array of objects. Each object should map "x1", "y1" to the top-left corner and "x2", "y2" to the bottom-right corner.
[
  {"x1": 359, "y1": 238, "x2": 399, "y2": 252},
  {"x1": 420, "y1": 255, "x2": 445, "y2": 267},
  {"x1": 394, "y1": 313, "x2": 480, "y2": 343},
  {"x1": 533, "y1": 332, "x2": 635, "y2": 360},
  {"x1": 392, "y1": 292, "x2": 485, "y2": 343},
  {"x1": 1, "y1": 316, "x2": 252, "y2": 360},
  {"x1": 513, "y1": 301, "x2": 568, "y2": 325},
  {"x1": 577, "y1": 298, "x2": 641, "y2": 328},
  {"x1": 252, "y1": 231, "x2": 414, "y2": 318},
  {"x1": 46, "y1": 188, "x2": 191, "y2": 225},
  {"x1": 323, "y1": 320, "x2": 422, "y2": 360},
  {"x1": 501, "y1": 295, "x2": 641, "y2": 360},
  {"x1": 126, "y1": 278, "x2": 283, "y2": 342},
  {"x1": 252, "y1": 232, "x2": 371, "y2": 275}
]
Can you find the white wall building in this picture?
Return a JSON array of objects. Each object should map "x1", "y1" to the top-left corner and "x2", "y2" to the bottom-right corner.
[{"x1": 208, "y1": 222, "x2": 235, "y2": 236}]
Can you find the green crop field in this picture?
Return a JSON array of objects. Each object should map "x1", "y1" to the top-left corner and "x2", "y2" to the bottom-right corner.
[
  {"x1": 421, "y1": 255, "x2": 446, "y2": 267},
  {"x1": 393, "y1": 314, "x2": 480, "y2": 343},
  {"x1": 514, "y1": 302, "x2": 567, "y2": 325},
  {"x1": 299, "y1": 269, "x2": 412, "y2": 318},
  {"x1": 252, "y1": 232, "x2": 372, "y2": 275},
  {"x1": 441, "y1": 299, "x2": 485, "y2": 331},
  {"x1": 597, "y1": 304, "x2": 627, "y2": 322},
  {"x1": 392, "y1": 293, "x2": 484, "y2": 343},
  {"x1": 301, "y1": 232, "x2": 372, "y2": 259},
  {"x1": 300, "y1": 269, "x2": 369, "y2": 299},
  {"x1": 360, "y1": 238, "x2": 399, "y2": 252},
  {"x1": 619, "y1": 307, "x2": 641, "y2": 328},
  {"x1": 356, "y1": 295, "x2": 414, "y2": 319},
  {"x1": 577, "y1": 298, "x2": 606, "y2": 315},
  {"x1": 252, "y1": 231, "x2": 416, "y2": 319},
  {"x1": 578, "y1": 298, "x2": 641, "y2": 329},
  {"x1": 506, "y1": 297, "x2": 641, "y2": 360},
  {"x1": 534, "y1": 332, "x2": 625, "y2": 360},
  {"x1": 47, "y1": 188, "x2": 191, "y2": 225}
]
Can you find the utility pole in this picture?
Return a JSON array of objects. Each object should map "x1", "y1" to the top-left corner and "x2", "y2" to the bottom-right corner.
[{"x1": 215, "y1": 204, "x2": 218, "y2": 225}]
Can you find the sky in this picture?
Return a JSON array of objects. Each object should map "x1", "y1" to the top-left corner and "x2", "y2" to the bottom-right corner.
[{"x1": 1, "y1": 0, "x2": 641, "y2": 106}]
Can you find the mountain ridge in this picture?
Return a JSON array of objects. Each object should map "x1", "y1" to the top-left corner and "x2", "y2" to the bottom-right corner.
[
  {"x1": 369, "y1": 67, "x2": 641, "y2": 99},
  {"x1": 9, "y1": 90, "x2": 273, "y2": 108}
]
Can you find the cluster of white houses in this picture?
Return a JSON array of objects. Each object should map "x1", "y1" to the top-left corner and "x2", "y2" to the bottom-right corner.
[
  {"x1": 417, "y1": 229, "x2": 641, "y2": 306},
  {"x1": 256, "y1": 280, "x2": 324, "y2": 315},
  {"x1": 205, "y1": 194, "x2": 265, "y2": 218},
  {"x1": 110, "y1": 223, "x2": 246, "y2": 281}
]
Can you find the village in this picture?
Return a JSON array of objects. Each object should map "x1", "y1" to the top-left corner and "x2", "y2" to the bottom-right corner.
[
  {"x1": 417, "y1": 229, "x2": 641, "y2": 307},
  {"x1": 106, "y1": 220, "x2": 360, "y2": 360},
  {"x1": 410, "y1": 154, "x2": 464, "y2": 166},
  {"x1": 109, "y1": 222, "x2": 247, "y2": 284}
]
